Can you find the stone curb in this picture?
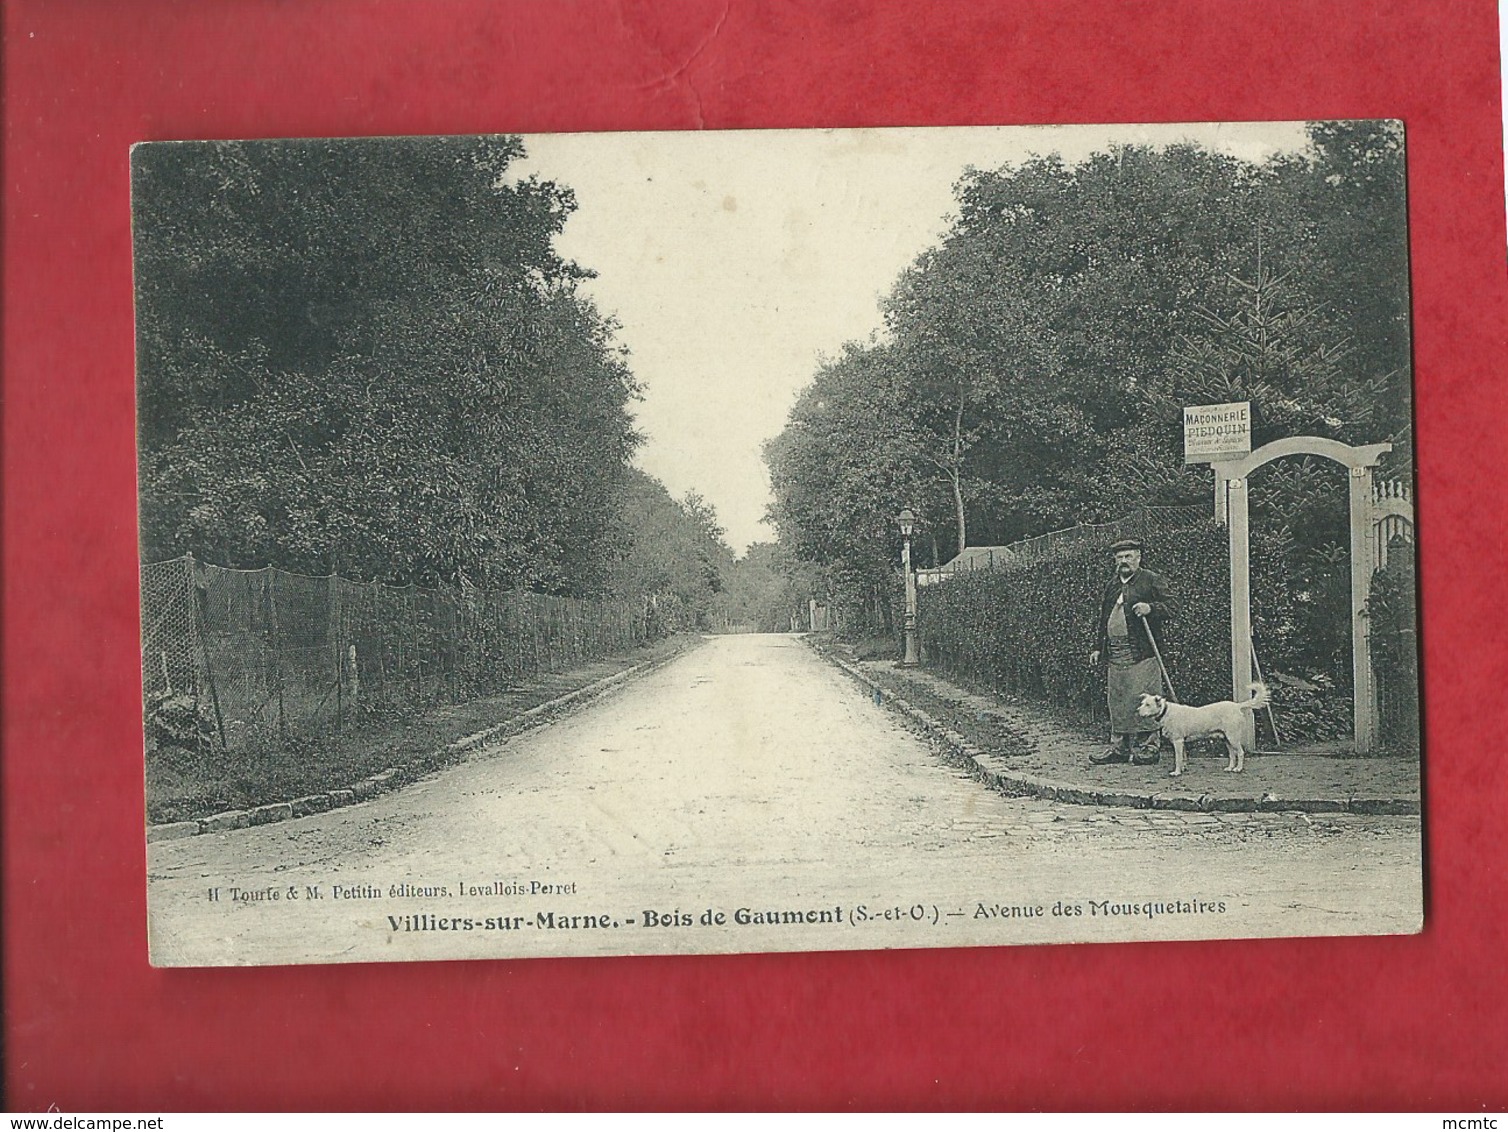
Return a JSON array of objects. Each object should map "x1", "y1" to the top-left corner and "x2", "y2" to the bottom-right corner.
[
  {"x1": 147, "y1": 639, "x2": 699, "y2": 840},
  {"x1": 816, "y1": 646, "x2": 1419, "y2": 817}
]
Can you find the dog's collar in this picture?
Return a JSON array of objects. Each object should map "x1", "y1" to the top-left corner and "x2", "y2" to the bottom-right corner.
[{"x1": 1154, "y1": 700, "x2": 1169, "y2": 722}]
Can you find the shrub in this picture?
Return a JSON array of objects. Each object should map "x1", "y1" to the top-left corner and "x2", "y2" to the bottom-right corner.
[{"x1": 145, "y1": 688, "x2": 216, "y2": 752}]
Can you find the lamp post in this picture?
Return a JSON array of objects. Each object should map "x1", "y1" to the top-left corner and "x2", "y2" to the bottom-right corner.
[{"x1": 898, "y1": 508, "x2": 919, "y2": 666}]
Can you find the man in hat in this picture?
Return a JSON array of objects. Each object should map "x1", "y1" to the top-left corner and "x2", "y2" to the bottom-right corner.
[{"x1": 1088, "y1": 538, "x2": 1176, "y2": 765}]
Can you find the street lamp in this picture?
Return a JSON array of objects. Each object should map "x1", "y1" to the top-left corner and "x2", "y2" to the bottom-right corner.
[{"x1": 897, "y1": 508, "x2": 919, "y2": 666}]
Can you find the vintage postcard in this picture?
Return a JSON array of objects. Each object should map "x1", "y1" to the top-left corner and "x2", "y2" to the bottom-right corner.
[{"x1": 136, "y1": 123, "x2": 1422, "y2": 967}]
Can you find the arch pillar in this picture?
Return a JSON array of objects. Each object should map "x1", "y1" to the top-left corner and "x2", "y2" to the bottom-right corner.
[{"x1": 1213, "y1": 438, "x2": 1390, "y2": 754}]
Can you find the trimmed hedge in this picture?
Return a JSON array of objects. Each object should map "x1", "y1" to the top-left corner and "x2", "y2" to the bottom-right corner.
[{"x1": 918, "y1": 521, "x2": 1294, "y2": 732}]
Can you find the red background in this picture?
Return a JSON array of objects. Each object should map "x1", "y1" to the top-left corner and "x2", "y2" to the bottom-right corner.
[{"x1": 5, "y1": 0, "x2": 1507, "y2": 1111}]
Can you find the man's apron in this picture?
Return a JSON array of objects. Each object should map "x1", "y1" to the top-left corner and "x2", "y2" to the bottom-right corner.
[{"x1": 1106, "y1": 590, "x2": 1160, "y2": 735}]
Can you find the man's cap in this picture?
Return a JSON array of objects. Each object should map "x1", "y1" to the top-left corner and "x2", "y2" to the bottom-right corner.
[{"x1": 1109, "y1": 538, "x2": 1144, "y2": 553}]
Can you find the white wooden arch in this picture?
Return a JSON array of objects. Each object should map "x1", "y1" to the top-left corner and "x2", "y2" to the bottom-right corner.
[{"x1": 1212, "y1": 438, "x2": 1390, "y2": 754}]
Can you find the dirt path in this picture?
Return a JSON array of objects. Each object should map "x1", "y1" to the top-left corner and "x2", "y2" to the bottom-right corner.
[{"x1": 146, "y1": 634, "x2": 1422, "y2": 967}]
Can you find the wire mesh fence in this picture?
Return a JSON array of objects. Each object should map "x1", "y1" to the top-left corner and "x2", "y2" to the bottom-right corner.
[
  {"x1": 919, "y1": 506, "x2": 1211, "y2": 582},
  {"x1": 140, "y1": 556, "x2": 680, "y2": 757}
]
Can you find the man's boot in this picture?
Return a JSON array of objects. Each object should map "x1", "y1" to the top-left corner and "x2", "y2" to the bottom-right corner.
[
  {"x1": 1130, "y1": 731, "x2": 1162, "y2": 765},
  {"x1": 1091, "y1": 735, "x2": 1131, "y2": 764}
]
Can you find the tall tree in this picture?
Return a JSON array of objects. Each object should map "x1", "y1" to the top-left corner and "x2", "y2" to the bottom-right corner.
[
  {"x1": 764, "y1": 343, "x2": 936, "y2": 630},
  {"x1": 711, "y1": 542, "x2": 821, "y2": 633},
  {"x1": 883, "y1": 248, "x2": 1064, "y2": 552},
  {"x1": 1290, "y1": 120, "x2": 1412, "y2": 437},
  {"x1": 766, "y1": 126, "x2": 1412, "y2": 642},
  {"x1": 605, "y1": 470, "x2": 734, "y2": 628},
  {"x1": 133, "y1": 137, "x2": 641, "y2": 593}
]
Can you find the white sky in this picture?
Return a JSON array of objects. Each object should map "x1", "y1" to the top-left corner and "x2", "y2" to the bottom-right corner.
[{"x1": 512, "y1": 122, "x2": 1311, "y2": 554}]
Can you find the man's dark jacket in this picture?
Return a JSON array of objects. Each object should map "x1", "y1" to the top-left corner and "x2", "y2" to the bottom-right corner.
[{"x1": 1093, "y1": 567, "x2": 1176, "y2": 664}]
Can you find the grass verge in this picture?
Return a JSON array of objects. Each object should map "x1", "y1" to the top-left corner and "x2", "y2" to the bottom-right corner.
[{"x1": 146, "y1": 634, "x2": 701, "y2": 824}]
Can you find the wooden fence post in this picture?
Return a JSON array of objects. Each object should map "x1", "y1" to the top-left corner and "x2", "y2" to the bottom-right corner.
[
  {"x1": 331, "y1": 575, "x2": 343, "y2": 738},
  {"x1": 269, "y1": 570, "x2": 287, "y2": 745}
]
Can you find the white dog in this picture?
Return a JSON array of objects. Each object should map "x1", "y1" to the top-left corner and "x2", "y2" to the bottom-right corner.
[{"x1": 1136, "y1": 683, "x2": 1270, "y2": 777}]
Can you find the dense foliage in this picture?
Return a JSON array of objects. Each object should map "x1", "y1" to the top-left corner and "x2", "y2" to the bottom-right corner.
[
  {"x1": 134, "y1": 136, "x2": 641, "y2": 594},
  {"x1": 605, "y1": 470, "x2": 735, "y2": 628},
  {"x1": 763, "y1": 343, "x2": 929, "y2": 634},
  {"x1": 709, "y1": 542, "x2": 823, "y2": 633},
  {"x1": 1366, "y1": 556, "x2": 1421, "y2": 752},
  {"x1": 767, "y1": 122, "x2": 1411, "y2": 683}
]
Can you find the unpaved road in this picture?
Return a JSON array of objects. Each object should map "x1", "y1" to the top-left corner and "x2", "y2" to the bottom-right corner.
[{"x1": 147, "y1": 634, "x2": 1422, "y2": 966}]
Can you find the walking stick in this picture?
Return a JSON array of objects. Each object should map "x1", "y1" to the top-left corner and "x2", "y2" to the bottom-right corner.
[{"x1": 1136, "y1": 611, "x2": 1179, "y2": 703}]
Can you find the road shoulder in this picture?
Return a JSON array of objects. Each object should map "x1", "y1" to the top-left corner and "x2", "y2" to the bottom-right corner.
[
  {"x1": 147, "y1": 634, "x2": 706, "y2": 839},
  {"x1": 809, "y1": 635, "x2": 1420, "y2": 816}
]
